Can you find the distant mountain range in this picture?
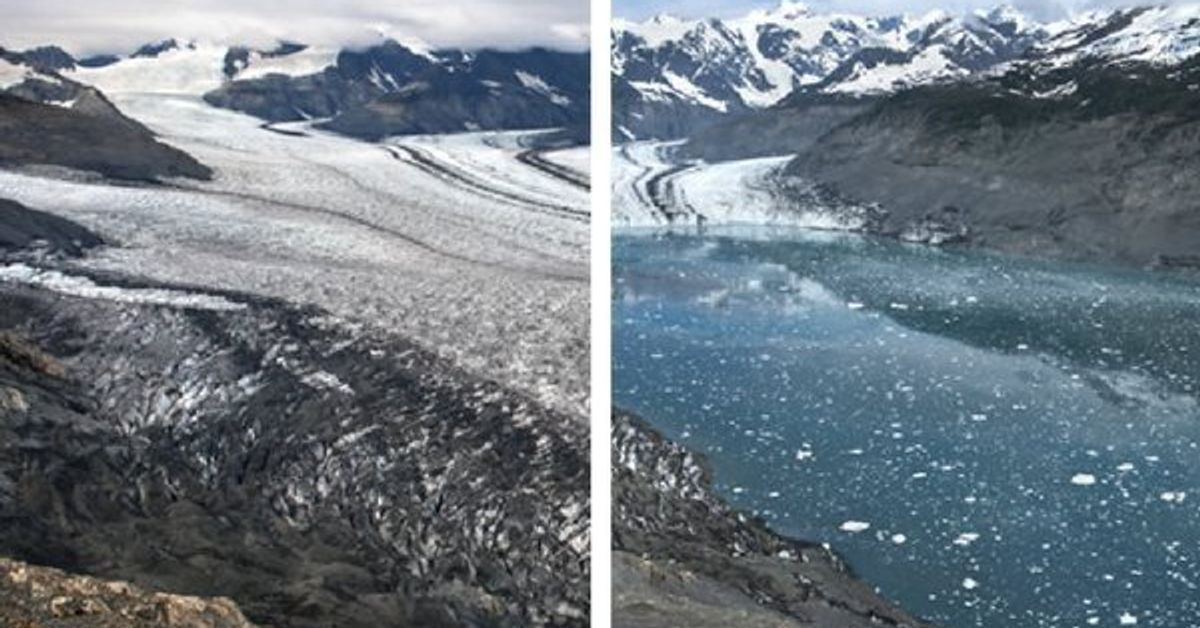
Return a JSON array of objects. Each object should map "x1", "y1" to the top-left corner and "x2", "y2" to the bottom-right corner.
[
  {"x1": 613, "y1": 1, "x2": 1200, "y2": 140},
  {"x1": 1, "y1": 38, "x2": 589, "y2": 143}
]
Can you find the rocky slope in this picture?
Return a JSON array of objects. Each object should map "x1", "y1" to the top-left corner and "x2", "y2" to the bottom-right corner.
[
  {"x1": 612, "y1": 411, "x2": 931, "y2": 628},
  {"x1": 0, "y1": 198, "x2": 103, "y2": 258},
  {"x1": 220, "y1": 44, "x2": 589, "y2": 141},
  {"x1": 0, "y1": 557, "x2": 256, "y2": 628},
  {"x1": 643, "y1": 4, "x2": 1200, "y2": 269},
  {"x1": 677, "y1": 93, "x2": 870, "y2": 162},
  {"x1": 7, "y1": 37, "x2": 588, "y2": 143},
  {"x1": 0, "y1": 204, "x2": 588, "y2": 627},
  {"x1": 1, "y1": 50, "x2": 212, "y2": 182},
  {"x1": 0, "y1": 91, "x2": 211, "y2": 181},
  {"x1": 783, "y1": 30, "x2": 1200, "y2": 268}
]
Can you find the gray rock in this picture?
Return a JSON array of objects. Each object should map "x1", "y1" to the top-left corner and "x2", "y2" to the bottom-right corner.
[
  {"x1": 784, "y1": 63, "x2": 1200, "y2": 268},
  {"x1": 613, "y1": 411, "x2": 932, "y2": 628},
  {"x1": 205, "y1": 43, "x2": 590, "y2": 141},
  {"x1": 0, "y1": 197, "x2": 103, "y2": 258},
  {"x1": 0, "y1": 91, "x2": 212, "y2": 181}
]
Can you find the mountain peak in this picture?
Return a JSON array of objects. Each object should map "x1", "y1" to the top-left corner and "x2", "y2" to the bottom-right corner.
[
  {"x1": 772, "y1": 0, "x2": 812, "y2": 17},
  {"x1": 975, "y1": 4, "x2": 1037, "y2": 31},
  {"x1": 131, "y1": 38, "x2": 183, "y2": 59}
]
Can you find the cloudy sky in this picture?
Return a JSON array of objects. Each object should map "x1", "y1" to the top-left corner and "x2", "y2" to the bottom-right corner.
[
  {"x1": 0, "y1": 0, "x2": 590, "y2": 55},
  {"x1": 615, "y1": 0, "x2": 1170, "y2": 21}
]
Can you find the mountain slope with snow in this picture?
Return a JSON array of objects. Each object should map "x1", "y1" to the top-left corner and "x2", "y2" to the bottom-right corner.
[
  {"x1": 774, "y1": 4, "x2": 1200, "y2": 268},
  {"x1": 207, "y1": 42, "x2": 589, "y2": 139},
  {"x1": 4, "y1": 37, "x2": 589, "y2": 142},
  {"x1": 612, "y1": 2, "x2": 1052, "y2": 140},
  {"x1": 617, "y1": 3, "x2": 1200, "y2": 269}
]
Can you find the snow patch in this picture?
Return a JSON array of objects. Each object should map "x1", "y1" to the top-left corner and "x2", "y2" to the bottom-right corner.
[
  {"x1": 67, "y1": 43, "x2": 227, "y2": 95},
  {"x1": 0, "y1": 58, "x2": 33, "y2": 89},
  {"x1": 515, "y1": 70, "x2": 572, "y2": 106},
  {"x1": 237, "y1": 47, "x2": 337, "y2": 80},
  {"x1": 0, "y1": 263, "x2": 246, "y2": 311}
]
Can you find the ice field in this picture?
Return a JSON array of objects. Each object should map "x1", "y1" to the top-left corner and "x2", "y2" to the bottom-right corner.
[{"x1": 0, "y1": 89, "x2": 590, "y2": 416}]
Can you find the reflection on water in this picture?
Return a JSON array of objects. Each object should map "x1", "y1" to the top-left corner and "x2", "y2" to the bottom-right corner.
[{"x1": 614, "y1": 227, "x2": 1200, "y2": 628}]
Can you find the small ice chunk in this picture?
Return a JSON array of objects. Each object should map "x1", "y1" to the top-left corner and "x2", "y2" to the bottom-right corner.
[
  {"x1": 953, "y1": 533, "x2": 981, "y2": 547},
  {"x1": 962, "y1": 577, "x2": 979, "y2": 590},
  {"x1": 1161, "y1": 491, "x2": 1187, "y2": 504},
  {"x1": 1119, "y1": 612, "x2": 1138, "y2": 625},
  {"x1": 795, "y1": 449, "x2": 815, "y2": 462},
  {"x1": 891, "y1": 533, "x2": 907, "y2": 545},
  {"x1": 1117, "y1": 463, "x2": 1136, "y2": 472},
  {"x1": 847, "y1": 302, "x2": 865, "y2": 310},
  {"x1": 840, "y1": 520, "x2": 871, "y2": 533},
  {"x1": 1071, "y1": 473, "x2": 1097, "y2": 486}
]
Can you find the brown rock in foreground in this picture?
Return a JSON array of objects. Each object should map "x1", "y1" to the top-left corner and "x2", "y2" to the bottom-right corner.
[{"x1": 0, "y1": 557, "x2": 256, "y2": 627}]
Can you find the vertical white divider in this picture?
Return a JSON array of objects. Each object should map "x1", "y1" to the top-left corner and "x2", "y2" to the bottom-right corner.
[{"x1": 589, "y1": 0, "x2": 614, "y2": 623}]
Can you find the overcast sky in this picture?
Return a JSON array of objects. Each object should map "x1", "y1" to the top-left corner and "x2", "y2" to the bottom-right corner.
[
  {"x1": 0, "y1": 0, "x2": 590, "y2": 56},
  {"x1": 615, "y1": 0, "x2": 1178, "y2": 21}
]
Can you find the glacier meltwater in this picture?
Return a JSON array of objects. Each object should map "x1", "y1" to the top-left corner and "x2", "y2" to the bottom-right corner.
[{"x1": 613, "y1": 227, "x2": 1200, "y2": 628}]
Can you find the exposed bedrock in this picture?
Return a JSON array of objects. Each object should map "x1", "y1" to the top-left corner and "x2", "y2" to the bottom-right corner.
[
  {"x1": 783, "y1": 72, "x2": 1200, "y2": 269},
  {"x1": 0, "y1": 556, "x2": 257, "y2": 628},
  {"x1": 678, "y1": 98, "x2": 872, "y2": 163},
  {"x1": 0, "y1": 91, "x2": 212, "y2": 182},
  {"x1": 0, "y1": 197, "x2": 103, "y2": 258},
  {"x1": 612, "y1": 411, "x2": 932, "y2": 628}
]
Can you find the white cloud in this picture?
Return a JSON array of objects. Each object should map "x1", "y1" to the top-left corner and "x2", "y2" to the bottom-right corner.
[
  {"x1": 618, "y1": 0, "x2": 1192, "y2": 23},
  {"x1": 0, "y1": 0, "x2": 589, "y2": 56}
]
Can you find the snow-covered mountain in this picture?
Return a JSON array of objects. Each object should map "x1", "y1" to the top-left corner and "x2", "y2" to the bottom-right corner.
[
  {"x1": 207, "y1": 41, "x2": 589, "y2": 140},
  {"x1": 1032, "y1": 5, "x2": 1200, "y2": 68},
  {"x1": 2, "y1": 37, "x2": 589, "y2": 140},
  {"x1": 613, "y1": 2, "x2": 1050, "y2": 139},
  {"x1": 614, "y1": 2, "x2": 1200, "y2": 140}
]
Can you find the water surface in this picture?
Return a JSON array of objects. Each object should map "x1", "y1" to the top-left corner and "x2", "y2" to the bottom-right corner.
[{"x1": 614, "y1": 227, "x2": 1200, "y2": 628}]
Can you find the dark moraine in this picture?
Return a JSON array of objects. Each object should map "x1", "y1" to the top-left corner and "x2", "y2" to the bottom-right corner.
[{"x1": 0, "y1": 214, "x2": 588, "y2": 626}]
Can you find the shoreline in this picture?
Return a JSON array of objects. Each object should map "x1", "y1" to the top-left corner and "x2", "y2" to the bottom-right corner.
[{"x1": 612, "y1": 409, "x2": 933, "y2": 628}]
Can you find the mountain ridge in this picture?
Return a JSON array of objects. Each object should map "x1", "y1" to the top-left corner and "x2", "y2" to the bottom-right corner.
[
  {"x1": 613, "y1": 2, "x2": 1200, "y2": 141},
  {"x1": 4, "y1": 36, "x2": 590, "y2": 143}
]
